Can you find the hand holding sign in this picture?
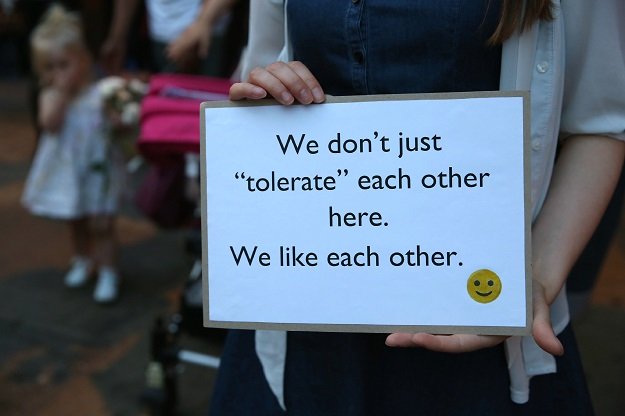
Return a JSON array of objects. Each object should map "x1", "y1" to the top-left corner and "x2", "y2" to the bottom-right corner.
[
  {"x1": 230, "y1": 61, "x2": 326, "y2": 105},
  {"x1": 386, "y1": 278, "x2": 563, "y2": 356}
]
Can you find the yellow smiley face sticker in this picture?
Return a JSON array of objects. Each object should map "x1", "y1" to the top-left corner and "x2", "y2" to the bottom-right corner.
[{"x1": 467, "y1": 269, "x2": 502, "y2": 303}]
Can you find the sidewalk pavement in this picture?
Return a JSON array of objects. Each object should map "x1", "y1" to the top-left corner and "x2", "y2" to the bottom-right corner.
[{"x1": 0, "y1": 79, "x2": 220, "y2": 415}]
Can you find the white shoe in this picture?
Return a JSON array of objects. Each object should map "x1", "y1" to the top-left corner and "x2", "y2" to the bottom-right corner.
[
  {"x1": 93, "y1": 268, "x2": 120, "y2": 303},
  {"x1": 64, "y1": 257, "x2": 92, "y2": 288}
]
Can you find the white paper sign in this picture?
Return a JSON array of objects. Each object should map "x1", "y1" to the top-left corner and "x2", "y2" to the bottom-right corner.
[{"x1": 201, "y1": 92, "x2": 531, "y2": 335}]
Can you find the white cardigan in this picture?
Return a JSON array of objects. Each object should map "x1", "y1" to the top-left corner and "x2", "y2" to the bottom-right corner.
[{"x1": 238, "y1": 0, "x2": 625, "y2": 408}]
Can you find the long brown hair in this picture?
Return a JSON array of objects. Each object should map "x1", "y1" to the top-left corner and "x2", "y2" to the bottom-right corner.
[{"x1": 490, "y1": 0, "x2": 553, "y2": 44}]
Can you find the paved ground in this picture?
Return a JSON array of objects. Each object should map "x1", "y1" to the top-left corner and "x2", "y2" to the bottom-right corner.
[
  {"x1": 0, "y1": 80, "x2": 221, "y2": 415},
  {"x1": 1, "y1": 79, "x2": 624, "y2": 415}
]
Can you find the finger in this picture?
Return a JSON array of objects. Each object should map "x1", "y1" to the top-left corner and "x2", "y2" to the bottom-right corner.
[
  {"x1": 198, "y1": 33, "x2": 211, "y2": 58},
  {"x1": 166, "y1": 43, "x2": 184, "y2": 63},
  {"x1": 229, "y1": 82, "x2": 268, "y2": 101},
  {"x1": 386, "y1": 333, "x2": 506, "y2": 353},
  {"x1": 532, "y1": 284, "x2": 564, "y2": 356},
  {"x1": 385, "y1": 333, "x2": 417, "y2": 347},
  {"x1": 245, "y1": 66, "x2": 298, "y2": 104},
  {"x1": 263, "y1": 62, "x2": 315, "y2": 104},
  {"x1": 165, "y1": 43, "x2": 176, "y2": 61},
  {"x1": 287, "y1": 61, "x2": 325, "y2": 103}
]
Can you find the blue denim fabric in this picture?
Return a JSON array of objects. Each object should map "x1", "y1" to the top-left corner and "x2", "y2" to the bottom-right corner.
[
  {"x1": 209, "y1": 326, "x2": 593, "y2": 415},
  {"x1": 287, "y1": 0, "x2": 502, "y2": 95},
  {"x1": 283, "y1": 326, "x2": 593, "y2": 415}
]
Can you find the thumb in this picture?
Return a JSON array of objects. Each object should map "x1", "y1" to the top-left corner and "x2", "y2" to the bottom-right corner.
[{"x1": 532, "y1": 281, "x2": 564, "y2": 356}]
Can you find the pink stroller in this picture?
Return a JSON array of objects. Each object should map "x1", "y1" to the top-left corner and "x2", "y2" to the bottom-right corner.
[
  {"x1": 139, "y1": 73, "x2": 231, "y2": 158},
  {"x1": 135, "y1": 73, "x2": 231, "y2": 228}
]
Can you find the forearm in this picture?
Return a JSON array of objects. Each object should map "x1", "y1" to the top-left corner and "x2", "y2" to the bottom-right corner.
[
  {"x1": 107, "y1": 0, "x2": 140, "y2": 42},
  {"x1": 38, "y1": 89, "x2": 69, "y2": 132},
  {"x1": 532, "y1": 135, "x2": 625, "y2": 303}
]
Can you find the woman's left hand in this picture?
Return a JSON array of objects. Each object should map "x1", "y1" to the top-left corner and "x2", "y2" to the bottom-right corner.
[
  {"x1": 385, "y1": 332, "x2": 506, "y2": 353},
  {"x1": 385, "y1": 278, "x2": 563, "y2": 355}
]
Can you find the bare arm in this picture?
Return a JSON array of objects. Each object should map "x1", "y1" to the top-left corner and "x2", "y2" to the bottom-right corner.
[
  {"x1": 530, "y1": 134, "x2": 624, "y2": 338},
  {"x1": 100, "y1": 0, "x2": 141, "y2": 74},
  {"x1": 38, "y1": 88, "x2": 70, "y2": 133}
]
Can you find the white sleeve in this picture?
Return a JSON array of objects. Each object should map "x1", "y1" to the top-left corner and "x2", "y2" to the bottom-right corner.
[
  {"x1": 560, "y1": 0, "x2": 625, "y2": 141},
  {"x1": 240, "y1": 0, "x2": 286, "y2": 80}
]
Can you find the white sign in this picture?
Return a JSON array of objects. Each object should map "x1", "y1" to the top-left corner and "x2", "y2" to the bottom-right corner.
[{"x1": 201, "y1": 92, "x2": 531, "y2": 335}]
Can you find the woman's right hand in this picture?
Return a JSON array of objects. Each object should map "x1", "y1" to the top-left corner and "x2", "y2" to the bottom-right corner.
[{"x1": 229, "y1": 61, "x2": 326, "y2": 105}]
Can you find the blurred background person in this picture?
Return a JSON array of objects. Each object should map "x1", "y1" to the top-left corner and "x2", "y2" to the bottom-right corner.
[
  {"x1": 100, "y1": 0, "x2": 248, "y2": 77},
  {"x1": 22, "y1": 4, "x2": 126, "y2": 303}
]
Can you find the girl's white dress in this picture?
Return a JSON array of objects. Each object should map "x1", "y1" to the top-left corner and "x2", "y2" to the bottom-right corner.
[{"x1": 22, "y1": 84, "x2": 125, "y2": 219}]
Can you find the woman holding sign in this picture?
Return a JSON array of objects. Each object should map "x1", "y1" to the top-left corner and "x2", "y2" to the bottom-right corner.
[{"x1": 211, "y1": 1, "x2": 625, "y2": 414}]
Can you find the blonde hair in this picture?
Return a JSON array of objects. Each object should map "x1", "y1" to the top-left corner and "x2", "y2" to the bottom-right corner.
[{"x1": 30, "y1": 4, "x2": 88, "y2": 76}]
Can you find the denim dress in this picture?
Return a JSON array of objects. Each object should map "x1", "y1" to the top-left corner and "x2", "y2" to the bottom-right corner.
[{"x1": 210, "y1": 1, "x2": 593, "y2": 415}]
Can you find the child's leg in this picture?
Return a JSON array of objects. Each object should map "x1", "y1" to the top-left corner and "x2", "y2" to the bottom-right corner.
[
  {"x1": 90, "y1": 215, "x2": 117, "y2": 268},
  {"x1": 64, "y1": 218, "x2": 93, "y2": 287},
  {"x1": 90, "y1": 215, "x2": 120, "y2": 303},
  {"x1": 70, "y1": 217, "x2": 90, "y2": 257}
]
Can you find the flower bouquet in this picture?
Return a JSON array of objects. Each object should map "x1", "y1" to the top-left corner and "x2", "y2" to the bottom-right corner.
[{"x1": 99, "y1": 76, "x2": 148, "y2": 159}]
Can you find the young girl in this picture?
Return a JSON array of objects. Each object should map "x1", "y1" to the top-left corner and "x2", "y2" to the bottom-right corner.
[
  {"x1": 22, "y1": 5, "x2": 125, "y2": 304},
  {"x1": 210, "y1": 0, "x2": 625, "y2": 414}
]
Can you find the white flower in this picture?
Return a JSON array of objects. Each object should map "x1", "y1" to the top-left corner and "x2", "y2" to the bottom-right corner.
[
  {"x1": 129, "y1": 79, "x2": 148, "y2": 95},
  {"x1": 98, "y1": 76, "x2": 125, "y2": 98},
  {"x1": 121, "y1": 102, "x2": 141, "y2": 125}
]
